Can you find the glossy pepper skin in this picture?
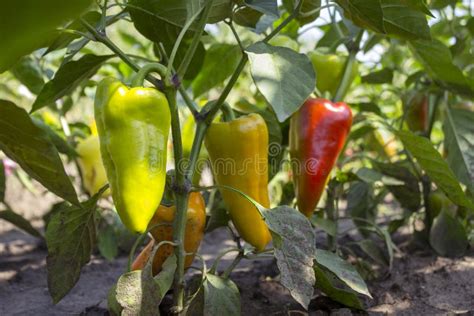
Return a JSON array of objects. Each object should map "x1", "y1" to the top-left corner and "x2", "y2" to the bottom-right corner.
[
  {"x1": 404, "y1": 92, "x2": 429, "y2": 133},
  {"x1": 131, "y1": 192, "x2": 206, "y2": 275},
  {"x1": 308, "y1": 52, "x2": 358, "y2": 99},
  {"x1": 290, "y1": 98, "x2": 352, "y2": 217},
  {"x1": 94, "y1": 77, "x2": 171, "y2": 233},
  {"x1": 76, "y1": 134, "x2": 109, "y2": 195},
  {"x1": 205, "y1": 113, "x2": 271, "y2": 251}
]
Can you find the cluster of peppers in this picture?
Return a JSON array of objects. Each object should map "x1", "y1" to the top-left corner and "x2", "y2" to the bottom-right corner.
[{"x1": 84, "y1": 51, "x2": 355, "y2": 273}]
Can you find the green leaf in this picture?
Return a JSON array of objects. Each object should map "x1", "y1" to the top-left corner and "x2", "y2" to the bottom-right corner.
[
  {"x1": 46, "y1": 187, "x2": 107, "y2": 303},
  {"x1": 0, "y1": 208, "x2": 43, "y2": 238},
  {"x1": 310, "y1": 215, "x2": 337, "y2": 237},
  {"x1": 381, "y1": 0, "x2": 431, "y2": 40},
  {"x1": 188, "y1": 274, "x2": 240, "y2": 316},
  {"x1": 314, "y1": 265, "x2": 364, "y2": 309},
  {"x1": 0, "y1": 160, "x2": 5, "y2": 202},
  {"x1": 264, "y1": 206, "x2": 316, "y2": 308},
  {"x1": 316, "y1": 22, "x2": 349, "y2": 50},
  {"x1": 43, "y1": 11, "x2": 102, "y2": 56},
  {"x1": 409, "y1": 39, "x2": 474, "y2": 98},
  {"x1": 115, "y1": 270, "x2": 161, "y2": 315},
  {"x1": 246, "y1": 42, "x2": 315, "y2": 122},
  {"x1": 32, "y1": 118, "x2": 78, "y2": 157},
  {"x1": 0, "y1": 0, "x2": 93, "y2": 72},
  {"x1": 233, "y1": 7, "x2": 264, "y2": 28},
  {"x1": 98, "y1": 224, "x2": 118, "y2": 261},
  {"x1": 357, "y1": 239, "x2": 389, "y2": 266},
  {"x1": 336, "y1": 0, "x2": 385, "y2": 34},
  {"x1": 244, "y1": 0, "x2": 279, "y2": 16},
  {"x1": 192, "y1": 44, "x2": 242, "y2": 97},
  {"x1": 346, "y1": 181, "x2": 376, "y2": 233},
  {"x1": 205, "y1": 192, "x2": 230, "y2": 232},
  {"x1": 283, "y1": 0, "x2": 321, "y2": 25},
  {"x1": 155, "y1": 255, "x2": 177, "y2": 299},
  {"x1": 373, "y1": 162, "x2": 421, "y2": 212},
  {"x1": 10, "y1": 56, "x2": 45, "y2": 94},
  {"x1": 443, "y1": 108, "x2": 474, "y2": 192},
  {"x1": 256, "y1": 107, "x2": 283, "y2": 180},
  {"x1": 315, "y1": 249, "x2": 372, "y2": 298},
  {"x1": 398, "y1": 131, "x2": 474, "y2": 209},
  {"x1": 129, "y1": 0, "x2": 206, "y2": 80},
  {"x1": 204, "y1": 274, "x2": 241, "y2": 315},
  {"x1": 361, "y1": 68, "x2": 394, "y2": 84},
  {"x1": 128, "y1": 0, "x2": 231, "y2": 28},
  {"x1": 0, "y1": 100, "x2": 79, "y2": 205},
  {"x1": 31, "y1": 54, "x2": 111, "y2": 112},
  {"x1": 429, "y1": 210, "x2": 468, "y2": 257}
]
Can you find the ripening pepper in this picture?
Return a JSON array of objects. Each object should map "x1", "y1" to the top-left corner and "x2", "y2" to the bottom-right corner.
[
  {"x1": 404, "y1": 92, "x2": 429, "y2": 133},
  {"x1": 308, "y1": 52, "x2": 358, "y2": 99},
  {"x1": 76, "y1": 134, "x2": 109, "y2": 196},
  {"x1": 94, "y1": 77, "x2": 171, "y2": 233},
  {"x1": 131, "y1": 192, "x2": 206, "y2": 275},
  {"x1": 205, "y1": 113, "x2": 271, "y2": 251},
  {"x1": 290, "y1": 98, "x2": 353, "y2": 217}
]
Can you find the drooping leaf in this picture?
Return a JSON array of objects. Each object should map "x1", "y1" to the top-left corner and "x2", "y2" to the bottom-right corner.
[
  {"x1": 0, "y1": 100, "x2": 79, "y2": 205},
  {"x1": 314, "y1": 265, "x2": 364, "y2": 309},
  {"x1": 0, "y1": 208, "x2": 43, "y2": 238},
  {"x1": 129, "y1": 0, "x2": 206, "y2": 80},
  {"x1": 264, "y1": 206, "x2": 316, "y2": 308},
  {"x1": 192, "y1": 44, "x2": 242, "y2": 97},
  {"x1": 409, "y1": 39, "x2": 474, "y2": 97},
  {"x1": 283, "y1": 0, "x2": 321, "y2": 25},
  {"x1": 398, "y1": 131, "x2": 474, "y2": 209},
  {"x1": 315, "y1": 249, "x2": 372, "y2": 298},
  {"x1": 336, "y1": 0, "x2": 385, "y2": 34},
  {"x1": 429, "y1": 210, "x2": 468, "y2": 257},
  {"x1": 373, "y1": 161, "x2": 421, "y2": 212},
  {"x1": 0, "y1": 0, "x2": 93, "y2": 72},
  {"x1": 246, "y1": 42, "x2": 315, "y2": 122},
  {"x1": 244, "y1": 0, "x2": 279, "y2": 16},
  {"x1": 98, "y1": 224, "x2": 118, "y2": 261},
  {"x1": 114, "y1": 270, "x2": 161, "y2": 315},
  {"x1": 31, "y1": 54, "x2": 111, "y2": 112},
  {"x1": 10, "y1": 56, "x2": 45, "y2": 94},
  {"x1": 46, "y1": 187, "x2": 107, "y2": 303},
  {"x1": 43, "y1": 11, "x2": 102, "y2": 56},
  {"x1": 443, "y1": 108, "x2": 474, "y2": 192},
  {"x1": 381, "y1": 0, "x2": 431, "y2": 40},
  {"x1": 346, "y1": 181, "x2": 376, "y2": 233},
  {"x1": 361, "y1": 68, "x2": 394, "y2": 84}
]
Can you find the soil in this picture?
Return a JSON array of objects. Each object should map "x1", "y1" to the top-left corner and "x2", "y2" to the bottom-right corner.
[{"x1": 1, "y1": 177, "x2": 474, "y2": 315}]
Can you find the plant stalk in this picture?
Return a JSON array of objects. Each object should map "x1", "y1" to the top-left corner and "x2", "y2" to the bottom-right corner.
[
  {"x1": 165, "y1": 89, "x2": 189, "y2": 315},
  {"x1": 332, "y1": 30, "x2": 363, "y2": 102}
]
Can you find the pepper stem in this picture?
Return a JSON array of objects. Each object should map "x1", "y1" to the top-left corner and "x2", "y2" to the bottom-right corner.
[
  {"x1": 221, "y1": 102, "x2": 236, "y2": 122},
  {"x1": 131, "y1": 63, "x2": 168, "y2": 87}
]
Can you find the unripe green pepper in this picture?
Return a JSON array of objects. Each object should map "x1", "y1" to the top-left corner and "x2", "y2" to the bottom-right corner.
[
  {"x1": 269, "y1": 35, "x2": 299, "y2": 51},
  {"x1": 95, "y1": 77, "x2": 171, "y2": 233},
  {"x1": 308, "y1": 52, "x2": 358, "y2": 98}
]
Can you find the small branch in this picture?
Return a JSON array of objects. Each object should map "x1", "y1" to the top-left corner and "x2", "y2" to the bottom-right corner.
[
  {"x1": 176, "y1": 0, "x2": 215, "y2": 80},
  {"x1": 80, "y1": 19, "x2": 164, "y2": 89},
  {"x1": 222, "y1": 253, "x2": 244, "y2": 279},
  {"x1": 263, "y1": 0, "x2": 304, "y2": 43},
  {"x1": 332, "y1": 30, "x2": 363, "y2": 102}
]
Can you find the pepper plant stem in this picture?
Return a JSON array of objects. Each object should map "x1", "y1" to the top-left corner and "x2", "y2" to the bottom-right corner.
[
  {"x1": 165, "y1": 89, "x2": 189, "y2": 315},
  {"x1": 186, "y1": 121, "x2": 208, "y2": 183},
  {"x1": 332, "y1": 30, "x2": 363, "y2": 102}
]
